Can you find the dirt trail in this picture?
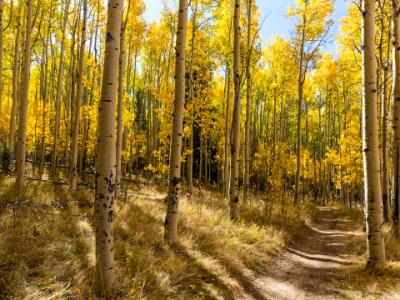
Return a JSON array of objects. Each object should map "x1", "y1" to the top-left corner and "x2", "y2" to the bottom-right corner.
[{"x1": 249, "y1": 207, "x2": 363, "y2": 300}]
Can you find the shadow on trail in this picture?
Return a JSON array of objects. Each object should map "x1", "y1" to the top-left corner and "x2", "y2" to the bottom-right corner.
[
  {"x1": 253, "y1": 206, "x2": 362, "y2": 300},
  {"x1": 286, "y1": 248, "x2": 353, "y2": 266}
]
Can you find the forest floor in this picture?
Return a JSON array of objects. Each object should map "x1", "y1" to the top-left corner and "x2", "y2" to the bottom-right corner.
[
  {"x1": 249, "y1": 207, "x2": 400, "y2": 299},
  {"x1": 0, "y1": 176, "x2": 400, "y2": 299}
]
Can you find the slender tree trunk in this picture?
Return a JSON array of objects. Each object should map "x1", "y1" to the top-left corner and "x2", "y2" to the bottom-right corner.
[
  {"x1": 94, "y1": 0, "x2": 122, "y2": 295},
  {"x1": 392, "y1": 0, "x2": 400, "y2": 237},
  {"x1": 230, "y1": 0, "x2": 241, "y2": 221},
  {"x1": 382, "y1": 66, "x2": 390, "y2": 222},
  {"x1": 224, "y1": 65, "x2": 231, "y2": 199},
  {"x1": 39, "y1": 45, "x2": 49, "y2": 179},
  {"x1": 187, "y1": 2, "x2": 198, "y2": 196},
  {"x1": 205, "y1": 137, "x2": 208, "y2": 184},
  {"x1": 15, "y1": 1, "x2": 32, "y2": 192},
  {"x1": 8, "y1": 18, "x2": 21, "y2": 156},
  {"x1": 164, "y1": 0, "x2": 188, "y2": 243},
  {"x1": 115, "y1": 21, "x2": 126, "y2": 198},
  {"x1": 52, "y1": 0, "x2": 70, "y2": 177},
  {"x1": 294, "y1": 9, "x2": 307, "y2": 204},
  {"x1": 65, "y1": 15, "x2": 78, "y2": 168},
  {"x1": 70, "y1": 0, "x2": 88, "y2": 192},
  {"x1": 271, "y1": 87, "x2": 277, "y2": 166},
  {"x1": 244, "y1": 0, "x2": 252, "y2": 202},
  {"x1": 199, "y1": 133, "x2": 203, "y2": 180},
  {"x1": 362, "y1": 0, "x2": 385, "y2": 268}
]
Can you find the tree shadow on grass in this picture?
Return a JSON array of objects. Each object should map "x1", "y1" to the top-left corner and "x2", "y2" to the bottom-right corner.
[
  {"x1": 113, "y1": 201, "x2": 238, "y2": 299},
  {"x1": 180, "y1": 223, "x2": 271, "y2": 300}
]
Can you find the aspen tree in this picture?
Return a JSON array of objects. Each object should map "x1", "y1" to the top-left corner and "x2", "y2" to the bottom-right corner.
[
  {"x1": 94, "y1": 0, "x2": 122, "y2": 295},
  {"x1": 289, "y1": 0, "x2": 333, "y2": 203},
  {"x1": 15, "y1": 0, "x2": 32, "y2": 192},
  {"x1": 391, "y1": 0, "x2": 400, "y2": 236},
  {"x1": 294, "y1": 5, "x2": 307, "y2": 204},
  {"x1": 8, "y1": 17, "x2": 21, "y2": 156},
  {"x1": 362, "y1": 0, "x2": 386, "y2": 268},
  {"x1": 230, "y1": 0, "x2": 241, "y2": 221},
  {"x1": 115, "y1": 4, "x2": 130, "y2": 198},
  {"x1": 164, "y1": 0, "x2": 189, "y2": 243},
  {"x1": 377, "y1": 0, "x2": 391, "y2": 223},
  {"x1": 224, "y1": 20, "x2": 233, "y2": 200},
  {"x1": 244, "y1": 0, "x2": 252, "y2": 201},
  {"x1": 187, "y1": 2, "x2": 198, "y2": 196},
  {"x1": 52, "y1": 0, "x2": 71, "y2": 177},
  {"x1": 224, "y1": 65, "x2": 231, "y2": 199},
  {"x1": 70, "y1": 0, "x2": 88, "y2": 192}
]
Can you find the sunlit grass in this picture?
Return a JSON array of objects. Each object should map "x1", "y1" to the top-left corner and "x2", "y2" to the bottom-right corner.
[{"x1": 0, "y1": 176, "x2": 334, "y2": 298}]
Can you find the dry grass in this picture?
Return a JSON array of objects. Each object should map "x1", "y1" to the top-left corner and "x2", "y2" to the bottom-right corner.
[
  {"x1": 0, "y1": 177, "x2": 313, "y2": 299},
  {"x1": 325, "y1": 207, "x2": 400, "y2": 299}
]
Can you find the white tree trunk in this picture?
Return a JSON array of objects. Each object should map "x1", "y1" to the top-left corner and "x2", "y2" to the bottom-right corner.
[
  {"x1": 15, "y1": 1, "x2": 32, "y2": 192},
  {"x1": 94, "y1": 0, "x2": 122, "y2": 295},
  {"x1": 230, "y1": 0, "x2": 241, "y2": 221},
  {"x1": 164, "y1": 0, "x2": 189, "y2": 243},
  {"x1": 244, "y1": 0, "x2": 252, "y2": 202},
  {"x1": 362, "y1": 0, "x2": 385, "y2": 268},
  {"x1": 70, "y1": 0, "x2": 88, "y2": 192},
  {"x1": 391, "y1": 0, "x2": 400, "y2": 237},
  {"x1": 8, "y1": 17, "x2": 21, "y2": 157},
  {"x1": 52, "y1": 0, "x2": 70, "y2": 177},
  {"x1": 115, "y1": 22, "x2": 126, "y2": 198}
]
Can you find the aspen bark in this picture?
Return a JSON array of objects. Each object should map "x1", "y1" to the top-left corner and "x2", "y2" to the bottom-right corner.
[
  {"x1": 244, "y1": 0, "x2": 252, "y2": 202},
  {"x1": 115, "y1": 20, "x2": 126, "y2": 199},
  {"x1": 294, "y1": 33, "x2": 305, "y2": 204},
  {"x1": 362, "y1": 0, "x2": 385, "y2": 268},
  {"x1": 15, "y1": 1, "x2": 32, "y2": 192},
  {"x1": 8, "y1": 18, "x2": 21, "y2": 156},
  {"x1": 70, "y1": 0, "x2": 88, "y2": 192},
  {"x1": 94, "y1": 0, "x2": 122, "y2": 295},
  {"x1": 381, "y1": 65, "x2": 390, "y2": 222},
  {"x1": 224, "y1": 65, "x2": 231, "y2": 199},
  {"x1": 187, "y1": 2, "x2": 198, "y2": 196},
  {"x1": 377, "y1": 1, "x2": 390, "y2": 222},
  {"x1": 230, "y1": 0, "x2": 241, "y2": 221},
  {"x1": 52, "y1": 0, "x2": 70, "y2": 177},
  {"x1": 391, "y1": 0, "x2": 400, "y2": 237},
  {"x1": 164, "y1": 0, "x2": 188, "y2": 243}
]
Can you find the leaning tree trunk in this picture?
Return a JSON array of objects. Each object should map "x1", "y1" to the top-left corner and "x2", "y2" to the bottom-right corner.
[
  {"x1": 362, "y1": 0, "x2": 385, "y2": 268},
  {"x1": 392, "y1": 0, "x2": 400, "y2": 237},
  {"x1": 15, "y1": 1, "x2": 32, "y2": 192},
  {"x1": 164, "y1": 0, "x2": 188, "y2": 243},
  {"x1": 94, "y1": 0, "x2": 122, "y2": 295},
  {"x1": 8, "y1": 18, "x2": 21, "y2": 157},
  {"x1": 70, "y1": 0, "x2": 88, "y2": 192},
  {"x1": 244, "y1": 0, "x2": 252, "y2": 202},
  {"x1": 229, "y1": 0, "x2": 241, "y2": 221}
]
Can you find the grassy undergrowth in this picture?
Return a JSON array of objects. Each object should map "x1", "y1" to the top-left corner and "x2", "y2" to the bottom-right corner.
[
  {"x1": 330, "y1": 205, "x2": 400, "y2": 298},
  {"x1": 0, "y1": 176, "x2": 315, "y2": 299}
]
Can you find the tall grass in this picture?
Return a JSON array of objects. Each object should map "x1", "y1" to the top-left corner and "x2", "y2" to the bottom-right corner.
[{"x1": 0, "y1": 177, "x2": 315, "y2": 299}]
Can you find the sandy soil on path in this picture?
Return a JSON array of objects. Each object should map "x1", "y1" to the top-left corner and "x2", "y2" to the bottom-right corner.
[{"x1": 245, "y1": 206, "x2": 366, "y2": 300}]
